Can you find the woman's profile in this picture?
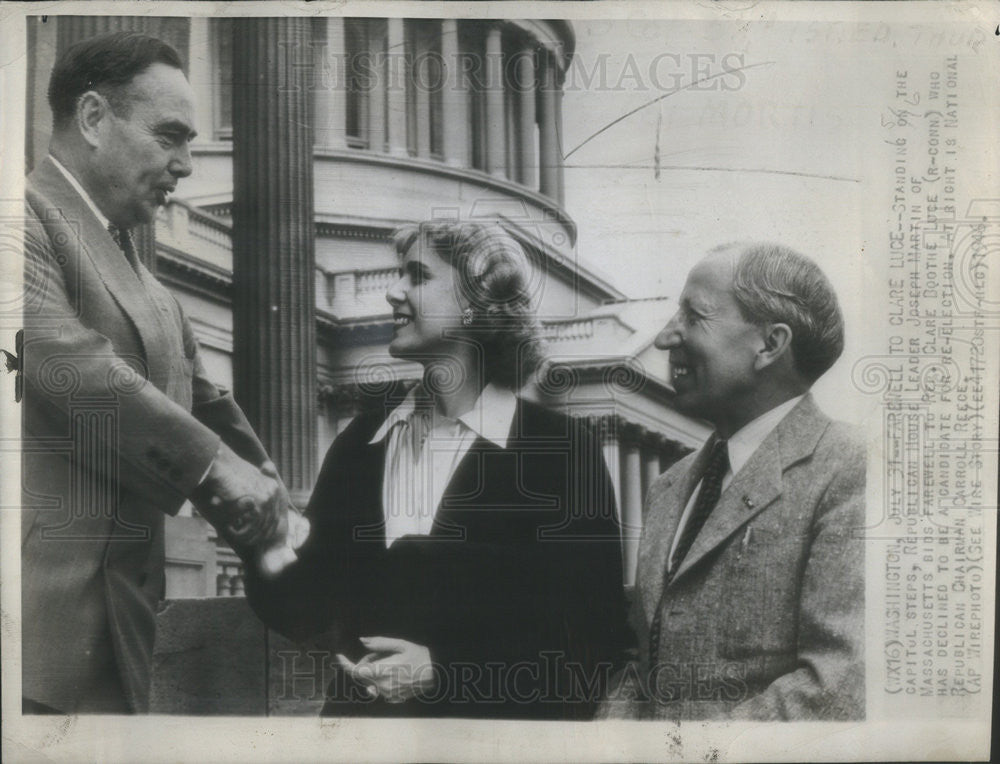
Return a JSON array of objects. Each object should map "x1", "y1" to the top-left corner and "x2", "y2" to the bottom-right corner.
[{"x1": 248, "y1": 220, "x2": 626, "y2": 719}]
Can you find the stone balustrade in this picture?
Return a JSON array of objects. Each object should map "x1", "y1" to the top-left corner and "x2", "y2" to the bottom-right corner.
[
  {"x1": 542, "y1": 317, "x2": 596, "y2": 342},
  {"x1": 156, "y1": 200, "x2": 233, "y2": 272},
  {"x1": 325, "y1": 267, "x2": 398, "y2": 318}
]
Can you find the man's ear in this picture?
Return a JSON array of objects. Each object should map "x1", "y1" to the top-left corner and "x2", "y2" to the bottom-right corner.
[
  {"x1": 76, "y1": 91, "x2": 108, "y2": 149},
  {"x1": 754, "y1": 322, "x2": 793, "y2": 371}
]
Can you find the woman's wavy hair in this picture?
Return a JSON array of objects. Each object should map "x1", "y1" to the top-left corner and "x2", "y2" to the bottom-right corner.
[{"x1": 392, "y1": 220, "x2": 546, "y2": 389}]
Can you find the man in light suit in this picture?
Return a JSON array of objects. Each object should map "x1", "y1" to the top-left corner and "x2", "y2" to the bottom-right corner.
[
  {"x1": 603, "y1": 242, "x2": 865, "y2": 720},
  {"x1": 21, "y1": 32, "x2": 299, "y2": 714}
]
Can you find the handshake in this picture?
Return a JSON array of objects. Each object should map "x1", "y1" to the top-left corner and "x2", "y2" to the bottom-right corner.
[{"x1": 190, "y1": 442, "x2": 310, "y2": 579}]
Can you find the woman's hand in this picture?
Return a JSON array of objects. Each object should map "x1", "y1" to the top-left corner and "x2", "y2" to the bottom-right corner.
[{"x1": 336, "y1": 636, "x2": 436, "y2": 703}]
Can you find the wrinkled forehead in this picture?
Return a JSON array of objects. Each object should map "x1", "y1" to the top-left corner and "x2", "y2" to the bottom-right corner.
[
  {"x1": 122, "y1": 63, "x2": 196, "y2": 121},
  {"x1": 685, "y1": 249, "x2": 737, "y2": 295},
  {"x1": 702, "y1": 245, "x2": 741, "y2": 272}
]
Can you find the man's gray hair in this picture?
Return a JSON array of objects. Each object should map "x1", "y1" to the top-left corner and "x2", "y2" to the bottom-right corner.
[{"x1": 717, "y1": 242, "x2": 845, "y2": 383}]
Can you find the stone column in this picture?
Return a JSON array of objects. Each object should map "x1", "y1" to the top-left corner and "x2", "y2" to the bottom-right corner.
[
  {"x1": 598, "y1": 415, "x2": 622, "y2": 516},
  {"x1": 55, "y1": 17, "x2": 190, "y2": 272},
  {"x1": 484, "y1": 25, "x2": 506, "y2": 178},
  {"x1": 385, "y1": 18, "x2": 409, "y2": 158},
  {"x1": 27, "y1": 16, "x2": 57, "y2": 173},
  {"x1": 553, "y1": 79, "x2": 565, "y2": 205},
  {"x1": 368, "y1": 22, "x2": 387, "y2": 153},
  {"x1": 619, "y1": 429, "x2": 643, "y2": 587},
  {"x1": 314, "y1": 17, "x2": 347, "y2": 149},
  {"x1": 187, "y1": 18, "x2": 213, "y2": 141},
  {"x1": 440, "y1": 19, "x2": 469, "y2": 167},
  {"x1": 537, "y1": 52, "x2": 560, "y2": 201},
  {"x1": 642, "y1": 440, "x2": 662, "y2": 496},
  {"x1": 414, "y1": 33, "x2": 432, "y2": 158},
  {"x1": 231, "y1": 18, "x2": 317, "y2": 501},
  {"x1": 514, "y1": 47, "x2": 537, "y2": 188}
]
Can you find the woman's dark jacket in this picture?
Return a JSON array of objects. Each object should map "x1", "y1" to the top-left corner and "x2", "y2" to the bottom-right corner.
[{"x1": 247, "y1": 393, "x2": 627, "y2": 719}]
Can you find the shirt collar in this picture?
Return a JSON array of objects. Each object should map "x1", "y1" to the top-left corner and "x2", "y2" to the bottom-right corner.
[
  {"x1": 369, "y1": 387, "x2": 421, "y2": 445},
  {"x1": 49, "y1": 154, "x2": 110, "y2": 230},
  {"x1": 369, "y1": 382, "x2": 517, "y2": 449},
  {"x1": 456, "y1": 382, "x2": 517, "y2": 449},
  {"x1": 725, "y1": 394, "x2": 805, "y2": 477}
]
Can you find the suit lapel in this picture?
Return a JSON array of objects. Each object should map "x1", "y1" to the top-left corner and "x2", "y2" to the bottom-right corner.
[
  {"x1": 342, "y1": 424, "x2": 390, "y2": 543},
  {"x1": 430, "y1": 398, "x2": 519, "y2": 539},
  {"x1": 639, "y1": 445, "x2": 709, "y2": 624},
  {"x1": 669, "y1": 440, "x2": 782, "y2": 584},
  {"x1": 663, "y1": 395, "x2": 831, "y2": 589},
  {"x1": 29, "y1": 158, "x2": 175, "y2": 391}
]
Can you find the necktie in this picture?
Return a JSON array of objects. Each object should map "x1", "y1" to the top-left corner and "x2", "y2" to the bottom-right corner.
[
  {"x1": 668, "y1": 437, "x2": 729, "y2": 577},
  {"x1": 107, "y1": 224, "x2": 138, "y2": 269},
  {"x1": 648, "y1": 437, "x2": 729, "y2": 669}
]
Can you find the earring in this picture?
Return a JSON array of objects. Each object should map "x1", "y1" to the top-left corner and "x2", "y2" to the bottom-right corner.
[{"x1": 461, "y1": 308, "x2": 474, "y2": 326}]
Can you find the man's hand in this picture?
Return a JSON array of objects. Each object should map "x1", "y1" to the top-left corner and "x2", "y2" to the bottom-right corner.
[
  {"x1": 256, "y1": 460, "x2": 310, "y2": 578},
  {"x1": 192, "y1": 442, "x2": 281, "y2": 547},
  {"x1": 336, "y1": 637, "x2": 435, "y2": 703},
  {"x1": 191, "y1": 444, "x2": 310, "y2": 578}
]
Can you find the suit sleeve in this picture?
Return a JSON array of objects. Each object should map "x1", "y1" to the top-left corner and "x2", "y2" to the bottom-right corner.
[
  {"x1": 243, "y1": 415, "x2": 369, "y2": 643},
  {"x1": 729, "y1": 434, "x2": 866, "y2": 720},
  {"x1": 178, "y1": 299, "x2": 269, "y2": 468},
  {"x1": 23, "y1": 209, "x2": 222, "y2": 515}
]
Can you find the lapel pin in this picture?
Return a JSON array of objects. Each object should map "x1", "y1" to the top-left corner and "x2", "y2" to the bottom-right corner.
[{"x1": 742, "y1": 495, "x2": 755, "y2": 509}]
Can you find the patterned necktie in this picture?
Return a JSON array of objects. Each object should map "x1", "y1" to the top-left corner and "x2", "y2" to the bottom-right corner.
[
  {"x1": 107, "y1": 223, "x2": 138, "y2": 269},
  {"x1": 668, "y1": 437, "x2": 729, "y2": 577}
]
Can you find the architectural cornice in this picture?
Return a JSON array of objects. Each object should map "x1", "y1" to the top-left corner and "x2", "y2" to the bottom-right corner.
[
  {"x1": 538, "y1": 357, "x2": 676, "y2": 406},
  {"x1": 317, "y1": 312, "x2": 395, "y2": 347},
  {"x1": 191, "y1": 144, "x2": 577, "y2": 245},
  {"x1": 315, "y1": 221, "x2": 395, "y2": 241},
  {"x1": 312, "y1": 148, "x2": 577, "y2": 245},
  {"x1": 505, "y1": 20, "x2": 575, "y2": 73},
  {"x1": 156, "y1": 246, "x2": 232, "y2": 302}
]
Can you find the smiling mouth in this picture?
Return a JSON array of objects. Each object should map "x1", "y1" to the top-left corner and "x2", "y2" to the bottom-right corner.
[
  {"x1": 670, "y1": 363, "x2": 690, "y2": 382},
  {"x1": 393, "y1": 316, "x2": 411, "y2": 327}
]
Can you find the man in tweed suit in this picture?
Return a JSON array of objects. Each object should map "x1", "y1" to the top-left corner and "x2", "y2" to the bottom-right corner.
[
  {"x1": 602, "y1": 242, "x2": 865, "y2": 720},
  {"x1": 21, "y1": 32, "x2": 300, "y2": 714}
]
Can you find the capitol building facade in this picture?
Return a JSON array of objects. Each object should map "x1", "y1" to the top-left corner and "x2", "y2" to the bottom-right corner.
[{"x1": 26, "y1": 15, "x2": 709, "y2": 605}]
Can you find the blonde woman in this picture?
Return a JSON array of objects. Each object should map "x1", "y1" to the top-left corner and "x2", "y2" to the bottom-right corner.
[{"x1": 249, "y1": 221, "x2": 625, "y2": 719}]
